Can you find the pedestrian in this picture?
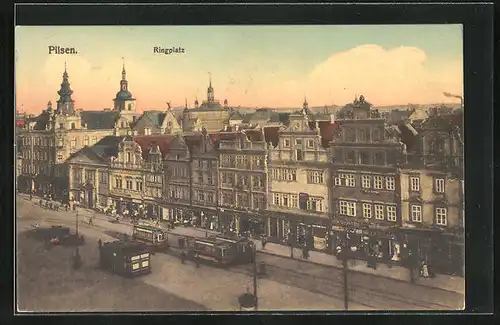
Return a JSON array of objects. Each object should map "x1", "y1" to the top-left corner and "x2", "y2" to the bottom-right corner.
[
  {"x1": 420, "y1": 261, "x2": 430, "y2": 278},
  {"x1": 89, "y1": 215, "x2": 93, "y2": 225},
  {"x1": 261, "y1": 235, "x2": 267, "y2": 250},
  {"x1": 29, "y1": 194, "x2": 32, "y2": 201},
  {"x1": 195, "y1": 253, "x2": 200, "y2": 268},
  {"x1": 98, "y1": 238, "x2": 102, "y2": 250}
]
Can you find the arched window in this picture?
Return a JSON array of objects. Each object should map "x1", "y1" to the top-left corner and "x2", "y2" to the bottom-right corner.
[{"x1": 359, "y1": 151, "x2": 371, "y2": 165}]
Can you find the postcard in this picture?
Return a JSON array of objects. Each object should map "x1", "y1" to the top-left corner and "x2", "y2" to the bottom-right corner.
[{"x1": 15, "y1": 24, "x2": 464, "y2": 312}]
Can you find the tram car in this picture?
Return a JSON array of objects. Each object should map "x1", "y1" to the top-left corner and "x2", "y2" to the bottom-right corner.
[
  {"x1": 184, "y1": 237, "x2": 233, "y2": 267},
  {"x1": 99, "y1": 240, "x2": 151, "y2": 277},
  {"x1": 131, "y1": 224, "x2": 169, "y2": 254},
  {"x1": 211, "y1": 234, "x2": 255, "y2": 264}
]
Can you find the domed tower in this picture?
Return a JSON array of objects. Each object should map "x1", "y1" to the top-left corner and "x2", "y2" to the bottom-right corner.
[
  {"x1": 56, "y1": 62, "x2": 76, "y2": 115},
  {"x1": 113, "y1": 58, "x2": 136, "y2": 112}
]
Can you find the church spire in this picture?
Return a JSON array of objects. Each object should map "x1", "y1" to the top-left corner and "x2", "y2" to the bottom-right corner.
[
  {"x1": 121, "y1": 57, "x2": 126, "y2": 81},
  {"x1": 56, "y1": 63, "x2": 75, "y2": 115},
  {"x1": 207, "y1": 72, "x2": 214, "y2": 103}
]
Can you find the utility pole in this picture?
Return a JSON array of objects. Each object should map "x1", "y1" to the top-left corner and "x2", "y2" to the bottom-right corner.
[
  {"x1": 253, "y1": 245, "x2": 258, "y2": 310},
  {"x1": 74, "y1": 208, "x2": 82, "y2": 269},
  {"x1": 342, "y1": 248, "x2": 349, "y2": 310}
]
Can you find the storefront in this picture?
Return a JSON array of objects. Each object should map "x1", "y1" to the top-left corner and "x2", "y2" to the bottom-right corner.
[{"x1": 239, "y1": 214, "x2": 266, "y2": 238}]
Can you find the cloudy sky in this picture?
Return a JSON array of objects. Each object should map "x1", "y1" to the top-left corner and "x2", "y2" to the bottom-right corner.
[{"x1": 15, "y1": 25, "x2": 463, "y2": 113}]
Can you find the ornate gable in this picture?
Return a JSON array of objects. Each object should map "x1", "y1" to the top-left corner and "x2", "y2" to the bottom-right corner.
[{"x1": 165, "y1": 134, "x2": 190, "y2": 160}]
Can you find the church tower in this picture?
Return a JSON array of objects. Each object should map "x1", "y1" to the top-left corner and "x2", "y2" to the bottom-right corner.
[
  {"x1": 113, "y1": 59, "x2": 136, "y2": 113},
  {"x1": 207, "y1": 73, "x2": 215, "y2": 104},
  {"x1": 56, "y1": 62, "x2": 76, "y2": 115}
]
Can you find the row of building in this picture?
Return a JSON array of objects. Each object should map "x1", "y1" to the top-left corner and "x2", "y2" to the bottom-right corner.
[{"x1": 16, "y1": 65, "x2": 464, "y2": 275}]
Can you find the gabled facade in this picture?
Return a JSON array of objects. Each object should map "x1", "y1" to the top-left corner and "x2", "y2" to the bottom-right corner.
[
  {"x1": 267, "y1": 100, "x2": 332, "y2": 249},
  {"x1": 163, "y1": 134, "x2": 192, "y2": 222},
  {"x1": 329, "y1": 95, "x2": 407, "y2": 260},
  {"x1": 217, "y1": 128, "x2": 268, "y2": 236}
]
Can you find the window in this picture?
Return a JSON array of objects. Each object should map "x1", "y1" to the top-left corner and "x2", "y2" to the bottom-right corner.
[
  {"x1": 385, "y1": 176, "x2": 395, "y2": 190},
  {"x1": 207, "y1": 173, "x2": 213, "y2": 185},
  {"x1": 375, "y1": 151, "x2": 385, "y2": 165},
  {"x1": 144, "y1": 127, "x2": 151, "y2": 135},
  {"x1": 346, "y1": 151, "x2": 356, "y2": 164},
  {"x1": 361, "y1": 175, "x2": 371, "y2": 189},
  {"x1": 126, "y1": 179, "x2": 133, "y2": 190},
  {"x1": 307, "y1": 139, "x2": 314, "y2": 148},
  {"x1": 198, "y1": 191, "x2": 204, "y2": 201},
  {"x1": 198, "y1": 172, "x2": 203, "y2": 184},
  {"x1": 127, "y1": 152, "x2": 132, "y2": 163},
  {"x1": 307, "y1": 171, "x2": 324, "y2": 184},
  {"x1": 252, "y1": 176, "x2": 263, "y2": 188},
  {"x1": 83, "y1": 137, "x2": 89, "y2": 146},
  {"x1": 296, "y1": 149, "x2": 303, "y2": 161},
  {"x1": 346, "y1": 174, "x2": 355, "y2": 187},
  {"x1": 207, "y1": 192, "x2": 214, "y2": 203},
  {"x1": 411, "y1": 205, "x2": 422, "y2": 222},
  {"x1": 436, "y1": 207, "x2": 447, "y2": 225},
  {"x1": 334, "y1": 174, "x2": 344, "y2": 186},
  {"x1": 295, "y1": 139, "x2": 302, "y2": 146},
  {"x1": 363, "y1": 203, "x2": 372, "y2": 219},
  {"x1": 357, "y1": 128, "x2": 368, "y2": 142},
  {"x1": 271, "y1": 168, "x2": 297, "y2": 182},
  {"x1": 91, "y1": 137, "x2": 97, "y2": 145},
  {"x1": 198, "y1": 159, "x2": 203, "y2": 168},
  {"x1": 70, "y1": 137, "x2": 76, "y2": 149},
  {"x1": 59, "y1": 123, "x2": 64, "y2": 129},
  {"x1": 57, "y1": 154, "x2": 63, "y2": 161},
  {"x1": 100, "y1": 172, "x2": 108, "y2": 184},
  {"x1": 282, "y1": 194, "x2": 289, "y2": 207},
  {"x1": 136, "y1": 180, "x2": 143, "y2": 191},
  {"x1": 410, "y1": 176, "x2": 420, "y2": 192},
  {"x1": 375, "y1": 205, "x2": 384, "y2": 220},
  {"x1": 71, "y1": 123, "x2": 76, "y2": 129},
  {"x1": 85, "y1": 170, "x2": 95, "y2": 183},
  {"x1": 283, "y1": 139, "x2": 290, "y2": 148},
  {"x1": 339, "y1": 201, "x2": 356, "y2": 217},
  {"x1": 358, "y1": 151, "x2": 370, "y2": 165},
  {"x1": 345, "y1": 128, "x2": 356, "y2": 142},
  {"x1": 435, "y1": 178, "x2": 445, "y2": 193},
  {"x1": 387, "y1": 205, "x2": 397, "y2": 222},
  {"x1": 273, "y1": 193, "x2": 280, "y2": 205},
  {"x1": 290, "y1": 195, "x2": 298, "y2": 208},
  {"x1": 307, "y1": 197, "x2": 323, "y2": 212},
  {"x1": 114, "y1": 177, "x2": 122, "y2": 189},
  {"x1": 253, "y1": 195, "x2": 265, "y2": 210},
  {"x1": 372, "y1": 127, "x2": 382, "y2": 141},
  {"x1": 373, "y1": 176, "x2": 383, "y2": 190}
]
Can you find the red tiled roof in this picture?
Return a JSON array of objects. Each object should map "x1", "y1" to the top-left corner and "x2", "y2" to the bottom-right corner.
[{"x1": 133, "y1": 135, "x2": 174, "y2": 159}]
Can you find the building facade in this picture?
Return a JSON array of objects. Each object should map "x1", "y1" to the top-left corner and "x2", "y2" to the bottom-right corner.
[
  {"x1": 217, "y1": 128, "x2": 269, "y2": 236},
  {"x1": 267, "y1": 100, "x2": 332, "y2": 249},
  {"x1": 329, "y1": 95, "x2": 407, "y2": 261}
]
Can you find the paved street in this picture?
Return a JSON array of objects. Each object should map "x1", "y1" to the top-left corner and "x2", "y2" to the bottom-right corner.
[{"x1": 16, "y1": 194, "x2": 464, "y2": 311}]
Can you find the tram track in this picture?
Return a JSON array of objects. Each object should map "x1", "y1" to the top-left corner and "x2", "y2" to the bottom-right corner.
[{"x1": 232, "y1": 262, "x2": 455, "y2": 310}]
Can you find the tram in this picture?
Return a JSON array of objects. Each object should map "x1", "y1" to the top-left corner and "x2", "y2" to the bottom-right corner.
[
  {"x1": 132, "y1": 224, "x2": 169, "y2": 253},
  {"x1": 211, "y1": 234, "x2": 255, "y2": 264},
  {"x1": 184, "y1": 237, "x2": 233, "y2": 266}
]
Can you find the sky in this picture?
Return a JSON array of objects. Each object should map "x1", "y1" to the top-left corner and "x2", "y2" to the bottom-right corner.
[{"x1": 15, "y1": 25, "x2": 463, "y2": 114}]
